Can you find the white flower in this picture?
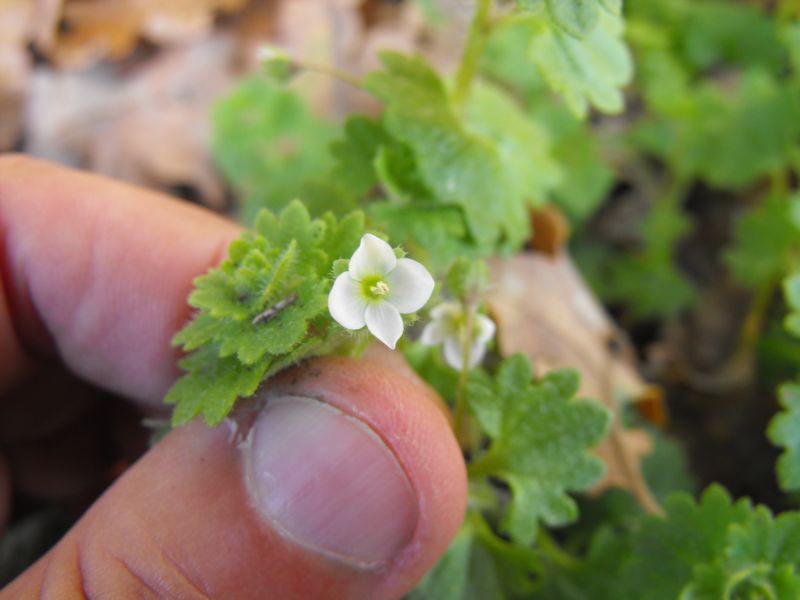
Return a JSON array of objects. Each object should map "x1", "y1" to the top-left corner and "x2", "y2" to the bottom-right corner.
[
  {"x1": 420, "y1": 302, "x2": 495, "y2": 370},
  {"x1": 328, "y1": 234, "x2": 434, "y2": 349}
]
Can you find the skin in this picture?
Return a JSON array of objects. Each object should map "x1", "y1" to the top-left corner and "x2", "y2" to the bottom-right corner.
[{"x1": 0, "y1": 155, "x2": 467, "y2": 599}]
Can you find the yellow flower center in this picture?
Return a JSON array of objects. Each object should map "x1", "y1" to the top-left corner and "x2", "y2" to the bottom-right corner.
[
  {"x1": 370, "y1": 281, "x2": 390, "y2": 296},
  {"x1": 361, "y1": 275, "x2": 391, "y2": 300}
]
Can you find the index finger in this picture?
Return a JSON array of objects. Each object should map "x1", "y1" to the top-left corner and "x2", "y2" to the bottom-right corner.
[{"x1": 0, "y1": 154, "x2": 242, "y2": 403}]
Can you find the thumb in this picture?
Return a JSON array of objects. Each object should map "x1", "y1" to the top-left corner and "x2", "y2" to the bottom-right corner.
[{"x1": 3, "y1": 353, "x2": 467, "y2": 599}]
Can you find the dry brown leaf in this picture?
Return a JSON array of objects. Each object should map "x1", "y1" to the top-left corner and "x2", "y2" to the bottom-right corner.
[
  {"x1": 345, "y1": 0, "x2": 464, "y2": 113},
  {"x1": 24, "y1": 34, "x2": 239, "y2": 207},
  {"x1": 28, "y1": 0, "x2": 64, "y2": 50},
  {"x1": 488, "y1": 252, "x2": 660, "y2": 509},
  {"x1": 489, "y1": 252, "x2": 642, "y2": 400},
  {"x1": 269, "y1": 0, "x2": 363, "y2": 117},
  {"x1": 17, "y1": 0, "x2": 372, "y2": 203},
  {"x1": 530, "y1": 204, "x2": 571, "y2": 256},
  {"x1": 351, "y1": 0, "x2": 464, "y2": 74},
  {"x1": 10, "y1": 0, "x2": 462, "y2": 190},
  {"x1": 229, "y1": 0, "x2": 278, "y2": 60},
  {"x1": 266, "y1": 0, "x2": 466, "y2": 117},
  {"x1": 593, "y1": 427, "x2": 653, "y2": 492},
  {"x1": 0, "y1": 0, "x2": 35, "y2": 149},
  {"x1": 37, "y1": 0, "x2": 250, "y2": 68},
  {"x1": 636, "y1": 383, "x2": 669, "y2": 427}
]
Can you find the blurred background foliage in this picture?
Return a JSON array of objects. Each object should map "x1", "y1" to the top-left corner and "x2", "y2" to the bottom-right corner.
[
  {"x1": 6, "y1": 0, "x2": 800, "y2": 596},
  {"x1": 205, "y1": 0, "x2": 800, "y2": 511}
]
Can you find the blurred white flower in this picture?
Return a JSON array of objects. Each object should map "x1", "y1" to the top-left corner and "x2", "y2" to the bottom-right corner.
[
  {"x1": 421, "y1": 302, "x2": 495, "y2": 370},
  {"x1": 256, "y1": 45, "x2": 289, "y2": 63},
  {"x1": 328, "y1": 234, "x2": 434, "y2": 349}
]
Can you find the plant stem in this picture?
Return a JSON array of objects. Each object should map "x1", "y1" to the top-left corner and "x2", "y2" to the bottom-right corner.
[
  {"x1": 467, "y1": 451, "x2": 498, "y2": 478},
  {"x1": 454, "y1": 363, "x2": 470, "y2": 442},
  {"x1": 740, "y1": 276, "x2": 780, "y2": 352},
  {"x1": 770, "y1": 168, "x2": 790, "y2": 198},
  {"x1": 454, "y1": 305, "x2": 476, "y2": 445},
  {"x1": 537, "y1": 529, "x2": 579, "y2": 570},
  {"x1": 453, "y1": 298, "x2": 478, "y2": 450},
  {"x1": 292, "y1": 59, "x2": 364, "y2": 89},
  {"x1": 452, "y1": 0, "x2": 494, "y2": 109},
  {"x1": 604, "y1": 333, "x2": 665, "y2": 516},
  {"x1": 778, "y1": 0, "x2": 800, "y2": 22}
]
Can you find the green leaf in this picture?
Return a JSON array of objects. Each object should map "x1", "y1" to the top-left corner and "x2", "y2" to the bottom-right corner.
[
  {"x1": 408, "y1": 511, "x2": 538, "y2": 600},
  {"x1": 784, "y1": 272, "x2": 800, "y2": 338},
  {"x1": 329, "y1": 116, "x2": 389, "y2": 198},
  {"x1": 218, "y1": 280, "x2": 329, "y2": 365},
  {"x1": 515, "y1": 0, "x2": 544, "y2": 12},
  {"x1": 211, "y1": 77, "x2": 343, "y2": 224},
  {"x1": 363, "y1": 52, "x2": 530, "y2": 252},
  {"x1": 678, "y1": 3, "x2": 785, "y2": 75},
  {"x1": 533, "y1": 524, "x2": 633, "y2": 600},
  {"x1": 727, "y1": 510, "x2": 800, "y2": 566},
  {"x1": 482, "y1": 23, "x2": 614, "y2": 220},
  {"x1": 403, "y1": 342, "x2": 461, "y2": 404},
  {"x1": 621, "y1": 485, "x2": 753, "y2": 599},
  {"x1": 481, "y1": 21, "x2": 549, "y2": 100},
  {"x1": 165, "y1": 346, "x2": 269, "y2": 427},
  {"x1": 578, "y1": 200, "x2": 695, "y2": 319},
  {"x1": 533, "y1": 100, "x2": 614, "y2": 221},
  {"x1": 599, "y1": 0, "x2": 621, "y2": 15},
  {"x1": 367, "y1": 202, "x2": 473, "y2": 273},
  {"x1": 467, "y1": 354, "x2": 610, "y2": 544},
  {"x1": 626, "y1": 0, "x2": 784, "y2": 75},
  {"x1": 635, "y1": 70, "x2": 800, "y2": 189},
  {"x1": 408, "y1": 517, "x2": 502, "y2": 600},
  {"x1": 320, "y1": 210, "x2": 367, "y2": 264},
  {"x1": 726, "y1": 195, "x2": 800, "y2": 288},
  {"x1": 633, "y1": 49, "x2": 692, "y2": 115},
  {"x1": 535, "y1": 484, "x2": 800, "y2": 599},
  {"x1": 373, "y1": 142, "x2": 434, "y2": 203},
  {"x1": 686, "y1": 562, "x2": 800, "y2": 600},
  {"x1": 445, "y1": 258, "x2": 489, "y2": 304},
  {"x1": 784, "y1": 22, "x2": 800, "y2": 76},
  {"x1": 464, "y1": 82, "x2": 562, "y2": 211},
  {"x1": 167, "y1": 201, "x2": 365, "y2": 426},
  {"x1": 684, "y1": 508, "x2": 800, "y2": 599},
  {"x1": 528, "y1": 11, "x2": 633, "y2": 117},
  {"x1": 641, "y1": 429, "x2": 696, "y2": 504},
  {"x1": 547, "y1": 0, "x2": 601, "y2": 38},
  {"x1": 768, "y1": 382, "x2": 800, "y2": 492}
]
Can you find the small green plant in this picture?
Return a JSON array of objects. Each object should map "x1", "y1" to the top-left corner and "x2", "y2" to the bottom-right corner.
[
  {"x1": 166, "y1": 201, "x2": 366, "y2": 426},
  {"x1": 167, "y1": 0, "x2": 800, "y2": 596}
]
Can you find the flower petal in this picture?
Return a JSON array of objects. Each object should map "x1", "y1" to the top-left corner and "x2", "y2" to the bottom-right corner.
[
  {"x1": 430, "y1": 302, "x2": 460, "y2": 321},
  {"x1": 385, "y1": 258, "x2": 435, "y2": 314},
  {"x1": 349, "y1": 234, "x2": 397, "y2": 280},
  {"x1": 420, "y1": 319, "x2": 449, "y2": 345},
  {"x1": 365, "y1": 302, "x2": 404, "y2": 349},
  {"x1": 328, "y1": 273, "x2": 367, "y2": 330},
  {"x1": 466, "y1": 339, "x2": 489, "y2": 368},
  {"x1": 465, "y1": 315, "x2": 494, "y2": 367},
  {"x1": 474, "y1": 314, "x2": 496, "y2": 346},
  {"x1": 442, "y1": 336, "x2": 465, "y2": 370}
]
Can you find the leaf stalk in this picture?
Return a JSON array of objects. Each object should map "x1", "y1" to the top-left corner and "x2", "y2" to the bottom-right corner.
[{"x1": 452, "y1": 0, "x2": 494, "y2": 109}]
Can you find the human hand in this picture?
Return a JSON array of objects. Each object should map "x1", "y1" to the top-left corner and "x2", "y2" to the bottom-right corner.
[{"x1": 0, "y1": 155, "x2": 467, "y2": 599}]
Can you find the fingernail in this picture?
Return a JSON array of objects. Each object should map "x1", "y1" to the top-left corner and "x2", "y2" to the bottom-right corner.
[{"x1": 243, "y1": 395, "x2": 418, "y2": 566}]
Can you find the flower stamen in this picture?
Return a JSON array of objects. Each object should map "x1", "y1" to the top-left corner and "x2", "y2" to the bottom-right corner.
[{"x1": 370, "y1": 281, "x2": 390, "y2": 297}]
